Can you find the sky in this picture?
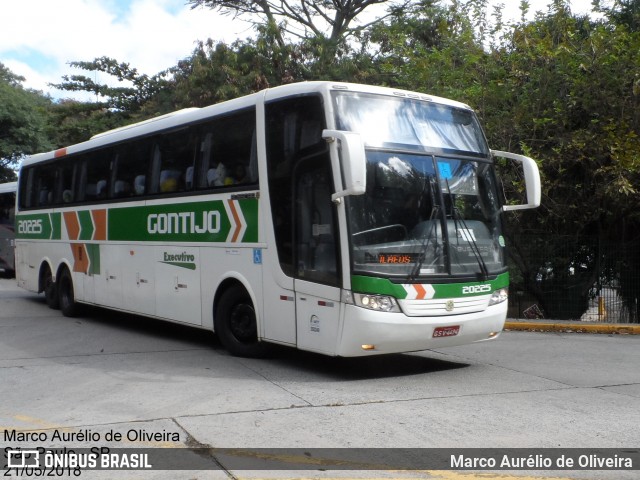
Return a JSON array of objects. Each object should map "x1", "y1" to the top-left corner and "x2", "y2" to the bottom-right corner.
[
  {"x1": 0, "y1": 0, "x2": 597, "y2": 101},
  {"x1": 0, "y1": 0, "x2": 252, "y2": 100}
]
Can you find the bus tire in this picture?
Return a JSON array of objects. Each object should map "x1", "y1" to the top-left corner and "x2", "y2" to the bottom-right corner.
[
  {"x1": 43, "y1": 265, "x2": 59, "y2": 310},
  {"x1": 215, "y1": 287, "x2": 269, "y2": 358},
  {"x1": 58, "y1": 267, "x2": 80, "y2": 317}
]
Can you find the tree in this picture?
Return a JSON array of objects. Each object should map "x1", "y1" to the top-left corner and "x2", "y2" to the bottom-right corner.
[
  {"x1": 594, "y1": 0, "x2": 640, "y2": 31},
  {"x1": 45, "y1": 100, "x2": 135, "y2": 148},
  {"x1": 0, "y1": 63, "x2": 52, "y2": 182},
  {"x1": 187, "y1": 0, "x2": 404, "y2": 72},
  {"x1": 47, "y1": 57, "x2": 176, "y2": 145},
  {"x1": 368, "y1": 0, "x2": 488, "y2": 96},
  {"x1": 485, "y1": 0, "x2": 640, "y2": 319},
  {"x1": 50, "y1": 57, "x2": 169, "y2": 113},
  {"x1": 367, "y1": 0, "x2": 640, "y2": 320}
]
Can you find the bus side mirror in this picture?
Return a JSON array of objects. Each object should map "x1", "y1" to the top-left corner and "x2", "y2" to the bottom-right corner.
[
  {"x1": 322, "y1": 129, "x2": 366, "y2": 202},
  {"x1": 492, "y1": 150, "x2": 541, "y2": 212}
]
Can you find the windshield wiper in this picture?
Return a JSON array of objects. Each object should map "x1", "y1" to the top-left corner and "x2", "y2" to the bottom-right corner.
[
  {"x1": 444, "y1": 179, "x2": 489, "y2": 281},
  {"x1": 408, "y1": 205, "x2": 441, "y2": 281}
]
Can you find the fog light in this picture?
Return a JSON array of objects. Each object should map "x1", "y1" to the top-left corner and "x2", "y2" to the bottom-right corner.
[
  {"x1": 488, "y1": 331, "x2": 499, "y2": 338},
  {"x1": 361, "y1": 344, "x2": 376, "y2": 350}
]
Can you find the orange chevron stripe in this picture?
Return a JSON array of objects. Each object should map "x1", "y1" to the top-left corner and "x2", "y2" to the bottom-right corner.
[
  {"x1": 91, "y1": 209, "x2": 107, "y2": 240},
  {"x1": 63, "y1": 211, "x2": 80, "y2": 240},
  {"x1": 228, "y1": 200, "x2": 242, "y2": 242},
  {"x1": 71, "y1": 243, "x2": 89, "y2": 273},
  {"x1": 414, "y1": 284, "x2": 427, "y2": 300}
]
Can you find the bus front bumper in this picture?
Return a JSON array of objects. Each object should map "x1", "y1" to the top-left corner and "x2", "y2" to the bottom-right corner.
[{"x1": 336, "y1": 302, "x2": 507, "y2": 357}]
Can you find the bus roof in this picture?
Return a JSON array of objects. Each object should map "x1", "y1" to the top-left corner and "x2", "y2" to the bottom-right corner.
[
  {"x1": 21, "y1": 81, "x2": 473, "y2": 168},
  {"x1": 0, "y1": 181, "x2": 17, "y2": 194}
]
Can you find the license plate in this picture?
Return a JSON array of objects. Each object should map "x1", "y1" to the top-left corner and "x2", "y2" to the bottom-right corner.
[{"x1": 433, "y1": 326, "x2": 460, "y2": 338}]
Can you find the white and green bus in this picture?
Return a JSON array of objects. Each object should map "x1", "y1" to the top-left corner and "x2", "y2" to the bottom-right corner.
[{"x1": 15, "y1": 82, "x2": 540, "y2": 357}]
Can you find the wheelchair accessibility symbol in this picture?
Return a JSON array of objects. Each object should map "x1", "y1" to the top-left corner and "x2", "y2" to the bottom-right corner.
[{"x1": 253, "y1": 249, "x2": 262, "y2": 265}]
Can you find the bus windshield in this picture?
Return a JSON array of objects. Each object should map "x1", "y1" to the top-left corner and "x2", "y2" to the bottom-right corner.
[
  {"x1": 333, "y1": 91, "x2": 488, "y2": 156},
  {"x1": 333, "y1": 92, "x2": 505, "y2": 279}
]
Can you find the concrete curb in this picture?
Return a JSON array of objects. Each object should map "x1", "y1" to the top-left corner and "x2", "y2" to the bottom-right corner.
[{"x1": 504, "y1": 320, "x2": 640, "y2": 335}]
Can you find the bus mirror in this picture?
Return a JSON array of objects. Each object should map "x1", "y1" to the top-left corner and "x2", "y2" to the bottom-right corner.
[
  {"x1": 322, "y1": 129, "x2": 367, "y2": 202},
  {"x1": 492, "y1": 150, "x2": 541, "y2": 212}
]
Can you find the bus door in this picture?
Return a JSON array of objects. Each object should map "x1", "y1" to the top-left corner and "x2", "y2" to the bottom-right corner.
[
  {"x1": 122, "y1": 246, "x2": 156, "y2": 317},
  {"x1": 293, "y1": 158, "x2": 342, "y2": 355},
  {"x1": 92, "y1": 246, "x2": 121, "y2": 307},
  {"x1": 155, "y1": 246, "x2": 202, "y2": 325}
]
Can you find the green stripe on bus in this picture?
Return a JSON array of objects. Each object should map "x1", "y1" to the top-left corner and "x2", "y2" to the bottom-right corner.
[
  {"x1": 238, "y1": 198, "x2": 258, "y2": 243},
  {"x1": 351, "y1": 276, "x2": 408, "y2": 298},
  {"x1": 160, "y1": 261, "x2": 196, "y2": 270},
  {"x1": 86, "y1": 243, "x2": 101, "y2": 275},
  {"x1": 351, "y1": 272, "x2": 509, "y2": 299},
  {"x1": 78, "y1": 210, "x2": 94, "y2": 240},
  {"x1": 50, "y1": 213, "x2": 61, "y2": 240},
  {"x1": 107, "y1": 199, "x2": 258, "y2": 243},
  {"x1": 15, "y1": 213, "x2": 60, "y2": 240},
  {"x1": 429, "y1": 272, "x2": 509, "y2": 299}
]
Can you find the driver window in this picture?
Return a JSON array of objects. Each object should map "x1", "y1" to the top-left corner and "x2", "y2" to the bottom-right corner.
[
  {"x1": 294, "y1": 158, "x2": 339, "y2": 287},
  {"x1": 266, "y1": 95, "x2": 333, "y2": 280}
]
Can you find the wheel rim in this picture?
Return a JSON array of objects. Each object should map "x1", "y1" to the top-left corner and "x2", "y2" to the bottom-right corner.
[{"x1": 229, "y1": 302, "x2": 257, "y2": 343}]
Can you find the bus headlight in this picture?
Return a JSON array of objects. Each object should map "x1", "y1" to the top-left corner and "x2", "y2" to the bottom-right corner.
[
  {"x1": 488, "y1": 288, "x2": 508, "y2": 306},
  {"x1": 353, "y1": 293, "x2": 401, "y2": 313}
]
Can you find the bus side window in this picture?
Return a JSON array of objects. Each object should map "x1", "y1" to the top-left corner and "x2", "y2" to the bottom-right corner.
[
  {"x1": 185, "y1": 166, "x2": 194, "y2": 190},
  {"x1": 197, "y1": 133, "x2": 214, "y2": 189},
  {"x1": 79, "y1": 151, "x2": 111, "y2": 202},
  {"x1": 266, "y1": 94, "x2": 328, "y2": 278},
  {"x1": 295, "y1": 161, "x2": 339, "y2": 286},
  {"x1": 160, "y1": 169, "x2": 181, "y2": 192},
  {"x1": 57, "y1": 161, "x2": 77, "y2": 204},
  {"x1": 35, "y1": 164, "x2": 56, "y2": 207},
  {"x1": 134, "y1": 175, "x2": 146, "y2": 195},
  {"x1": 152, "y1": 130, "x2": 196, "y2": 195},
  {"x1": 96, "y1": 180, "x2": 108, "y2": 199},
  {"x1": 112, "y1": 142, "x2": 150, "y2": 199},
  {"x1": 195, "y1": 108, "x2": 257, "y2": 190},
  {"x1": 19, "y1": 168, "x2": 35, "y2": 209},
  {"x1": 0, "y1": 190, "x2": 15, "y2": 224}
]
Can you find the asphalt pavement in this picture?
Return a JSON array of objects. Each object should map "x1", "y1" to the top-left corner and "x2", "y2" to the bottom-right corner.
[{"x1": 1, "y1": 278, "x2": 638, "y2": 480}]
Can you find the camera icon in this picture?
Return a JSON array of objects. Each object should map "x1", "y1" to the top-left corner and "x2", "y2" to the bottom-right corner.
[{"x1": 7, "y1": 450, "x2": 40, "y2": 468}]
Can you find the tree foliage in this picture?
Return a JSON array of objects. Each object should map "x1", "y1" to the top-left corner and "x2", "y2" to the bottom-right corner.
[
  {"x1": 491, "y1": 1, "x2": 640, "y2": 319},
  {"x1": 0, "y1": 63, "x2": 52, "y2": 181},
  {"x1": 50, "y1": 57, "x2": 169, "y2": 112},
  {"x1": 186, "y1": 0, "x2": 401, "y2": 69}
]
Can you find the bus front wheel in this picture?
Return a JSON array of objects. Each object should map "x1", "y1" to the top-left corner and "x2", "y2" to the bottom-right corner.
[
  {"x1": 58, "y1": 268, "x2": 80, "y2": 317},
  {"x1": 215, "y1": 287, "x2": 269, "y2": 357}
]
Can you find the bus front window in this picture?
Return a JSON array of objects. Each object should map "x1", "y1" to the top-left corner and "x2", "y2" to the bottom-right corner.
[
  {"x1": 334, "y1": 91, "x2": 506, "y2": 280},
  {"x1": 348, "y1": 152, "x2": 445, "y2": 276}
]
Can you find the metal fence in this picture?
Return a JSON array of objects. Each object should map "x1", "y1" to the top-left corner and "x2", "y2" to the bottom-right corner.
[{"x1": 506, "y1": 235, "x2": 640, "y2": 323}]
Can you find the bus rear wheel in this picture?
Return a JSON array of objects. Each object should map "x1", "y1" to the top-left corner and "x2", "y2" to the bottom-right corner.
[
  {"x1": 58, "y1": 268, "x2": 80, "y2": 317},
  {"x1": 215, "y1": 287, "x2": 269, "y2": 357},
  {"x1": 43, "y1": 265, "x2": 59, "y2": 309}
]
